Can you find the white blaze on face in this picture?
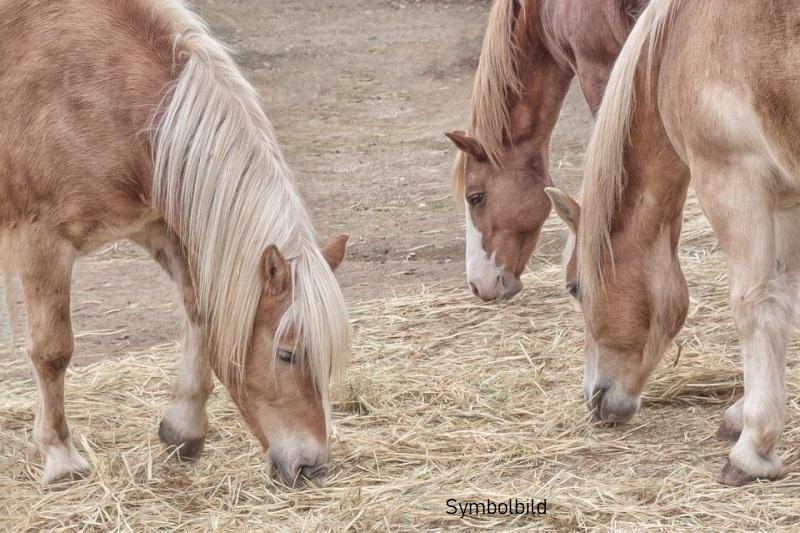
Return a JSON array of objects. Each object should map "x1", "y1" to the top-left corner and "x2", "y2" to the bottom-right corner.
[{"x1": 465, "y1": 204, "x2": 502, "y2": 299}]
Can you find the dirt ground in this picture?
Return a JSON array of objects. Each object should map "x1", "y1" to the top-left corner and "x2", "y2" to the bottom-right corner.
[{"x1": 2, "y1": 0, "x2": 590, "y2": 368}]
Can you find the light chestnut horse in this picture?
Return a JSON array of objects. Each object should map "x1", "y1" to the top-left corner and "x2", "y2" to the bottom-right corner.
[
  {"x1": 548, "y1": 0, "x2": 800, "y2": 485},
  {"x1": 446, "y1": 0, "x2": 645, "y2": 301},
  {"x1": 0, "y1": 0, "x2": 350, "y2": 487}
]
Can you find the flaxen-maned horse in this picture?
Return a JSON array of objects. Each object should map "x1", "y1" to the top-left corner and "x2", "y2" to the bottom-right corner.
[
  {"x1": 0, "y1": 0, "x2": 350, "y2": 487},
  {"x1": 548, "y1": 0, "x2": 800, "y2": 485},
  {"x1": 446, "y1": 0, "x2": 645, "y2": 301}
]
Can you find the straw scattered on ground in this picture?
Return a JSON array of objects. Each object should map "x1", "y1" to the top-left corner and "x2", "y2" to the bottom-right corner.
[{"x1": 3, "y1": 194, "x2": 800, "y2": 531}]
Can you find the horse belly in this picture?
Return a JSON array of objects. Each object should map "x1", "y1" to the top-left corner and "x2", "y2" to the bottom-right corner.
[{"x1": 0, "y1": 165, "x2": 159, "y2": 263}]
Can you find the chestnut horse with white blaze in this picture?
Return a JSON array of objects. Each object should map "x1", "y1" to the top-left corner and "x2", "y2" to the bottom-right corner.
[
  {"x1": 0, "y1": 0, "x2": 350, "y2": 487},
  {"x1": 548, "y1": 0, "x2": 800, "y2": 485},
  {"x1": 447, "y1": 0, "x2": 645, "y2": 301}
]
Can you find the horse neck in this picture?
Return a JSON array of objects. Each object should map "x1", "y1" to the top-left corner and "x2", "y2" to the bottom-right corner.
[
  {"x1": 611, "y1": 71, "x2": 690, "y2": 258},
  {"x1": 560, "y1": 0, "x2": 647, "y2": 113},
  {"x1": 504, "y1": 0, "x2": 574, "y2": 167}
]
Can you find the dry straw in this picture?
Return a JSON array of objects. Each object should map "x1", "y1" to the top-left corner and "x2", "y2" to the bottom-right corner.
[{"x1": 3, "y1": 193, "x2": 800, "y2": 531}]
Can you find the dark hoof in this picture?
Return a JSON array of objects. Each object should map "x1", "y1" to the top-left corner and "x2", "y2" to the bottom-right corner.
[
  {"x1": 718, "y1": 459, "x2": 756, "y2": 486},
  {"x1": 715, "y1": 423, "x2": 742, "y2": 442},
  {"x1": 159, "y1": 420, "x2": 205, "y2": 460}
]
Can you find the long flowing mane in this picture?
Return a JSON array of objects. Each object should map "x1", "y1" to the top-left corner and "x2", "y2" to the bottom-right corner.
[
  {"x1": 578, "y1": 0, "x2": 683, "y2": 298},
  {"x1": 451, "y1": 0, "x2": 523, "y2": 196},
  {"x1": 148, "y1": 1, "x2": 350, "y2": 394}
]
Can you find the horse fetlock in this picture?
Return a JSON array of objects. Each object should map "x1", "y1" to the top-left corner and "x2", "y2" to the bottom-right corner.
[
  {"x1": 716, "y1": 400, "x2": 744, "y2": 441},
  {"x1": 715, "y1": 422, "x2": 742, "y2": 442},
  {"x1": 162, "y1": 402, "x2": 208, "y2": 436}
]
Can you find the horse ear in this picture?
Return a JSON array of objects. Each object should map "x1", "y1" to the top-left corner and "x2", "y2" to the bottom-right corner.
[
  {"x1": 260, "y1": 245, "x2": 290, "y2": 296},
  {"x1": 445, "y1": 131, "x2": 487, "y2": 161},
  {"x1": 545, "y1": 187, "x2": 580, "y2": 234},
  {"x1": 322, "y1": 233, "x2": 348, "y2": 272}
]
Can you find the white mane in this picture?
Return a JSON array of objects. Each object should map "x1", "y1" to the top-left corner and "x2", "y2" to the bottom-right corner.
[{"x1": 150, "y1": 1, "x2": 351, "y2": 402}]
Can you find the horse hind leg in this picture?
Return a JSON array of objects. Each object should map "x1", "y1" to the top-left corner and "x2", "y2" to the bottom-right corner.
[
  {"x1": 20, "y1": 238, "x2": 90, "y2": 484},
  {"x1": 130, "y1": 222, "x2": 212, "y2": 460}
]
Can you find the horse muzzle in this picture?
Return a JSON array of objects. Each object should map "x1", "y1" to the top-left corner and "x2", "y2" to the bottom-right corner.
[
  {"x1": 468, "y1": 271, "x2": 523, "y2": 301},
  {"x1": 588, "y1": 385, "x2": 640, "y2": 424},
  {"x1": 266, "y1": 438, "x2": 330, "y2": 488}
]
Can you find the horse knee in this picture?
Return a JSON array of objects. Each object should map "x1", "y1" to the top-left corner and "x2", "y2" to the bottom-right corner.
[
  {"x1": 729, "y1": 278, "x2": 795, "y2": 339},
  {"x1": 29, "y1": 331, "x2": 74, "y2": 378}
]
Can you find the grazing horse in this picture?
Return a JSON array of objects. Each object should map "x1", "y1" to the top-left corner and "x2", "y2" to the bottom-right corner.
[
  {"x1": 548, "y1": 0, "x2": 800, "y2": 485},
  {"x1": 0, "y1": 0, "x2": 351, "y2": 487},
  {"x1": 446, "y1": 0, "x2": 645, "y2": 301}
]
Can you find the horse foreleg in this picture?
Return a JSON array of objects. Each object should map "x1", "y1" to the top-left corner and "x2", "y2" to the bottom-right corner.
[
  {"x1": 21, "y1": 240, "x2": 89, "y2": 484},
  {"x1": 158, "y1": 317, "x2": 212, "y2": 459},
  {"x1": 696, "y1": 164, "x2": 792, "y2": 486},
  {"x1": 720, "y1": 270, "x2": 792, "y2": 486},
  {"x1": 131, "y1": 222, "x2": 212, "y2": 459}
]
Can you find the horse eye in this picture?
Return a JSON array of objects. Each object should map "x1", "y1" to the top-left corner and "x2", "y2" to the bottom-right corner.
[
  {"x1": 567, "y1": 282, "x2": 579, "y2": 299},
  {"x1": 277, "y1": 349, "x2": 295, "y2": 364},
  {"x1": 468, "y1": 192, "x2": 486, "y2": 207}
]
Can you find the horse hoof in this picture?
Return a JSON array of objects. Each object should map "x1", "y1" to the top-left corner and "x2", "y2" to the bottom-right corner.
[
  {"x1": 718, "y1": 459, "x2": 756, "y2": 486},
  {"x1": 159, "y1": 420, "x2": 205, "y2": 460},
  {"x1": 42, "y1": 458, "x2": 91, "y2": 487},
  {"x1": 715, "y1": 423, "x2": 741, "y2": 442}
]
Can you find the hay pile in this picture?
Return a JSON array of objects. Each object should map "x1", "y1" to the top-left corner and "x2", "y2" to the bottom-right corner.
[{"x1": 3, "y1": 193, "x2": 800, "y2": 531}]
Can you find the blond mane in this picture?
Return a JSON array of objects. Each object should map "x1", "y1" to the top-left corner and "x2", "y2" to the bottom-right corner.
[
  {"x1": 578, "y1": 0, "x2": 684, "y2": 299},
  {"x1": 451, "y1": 0, "x2": 523, "y2": 197},
  {"x1": 149, "y1": 1, "x2": 350, "y2": 398}
]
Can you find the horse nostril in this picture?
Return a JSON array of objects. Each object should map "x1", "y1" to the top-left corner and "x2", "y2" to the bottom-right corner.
[
  {"x1": 469, "y1": 282, "x2": 479, "y2": 297},
  {"x1": 502, "y1": 281, "x2": 522, "y2": 300},
  {"x1": 300, "y1": 464, "x2": 329, "y2": 484},
  {"x1": 590, "y1": 386, "x2": 607, "y2": 418}
]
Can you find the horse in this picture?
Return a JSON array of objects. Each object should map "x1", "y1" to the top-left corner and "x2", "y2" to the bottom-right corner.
[
  {"x1": 0, "y1": 0, "x2": 351, "y2": 487},
  {"x1": 547, "y1": 0, "x2": 800, "y2": 486},
  {"x1": 446, "y1": 0, "x2": 646, "y2": 301}
]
